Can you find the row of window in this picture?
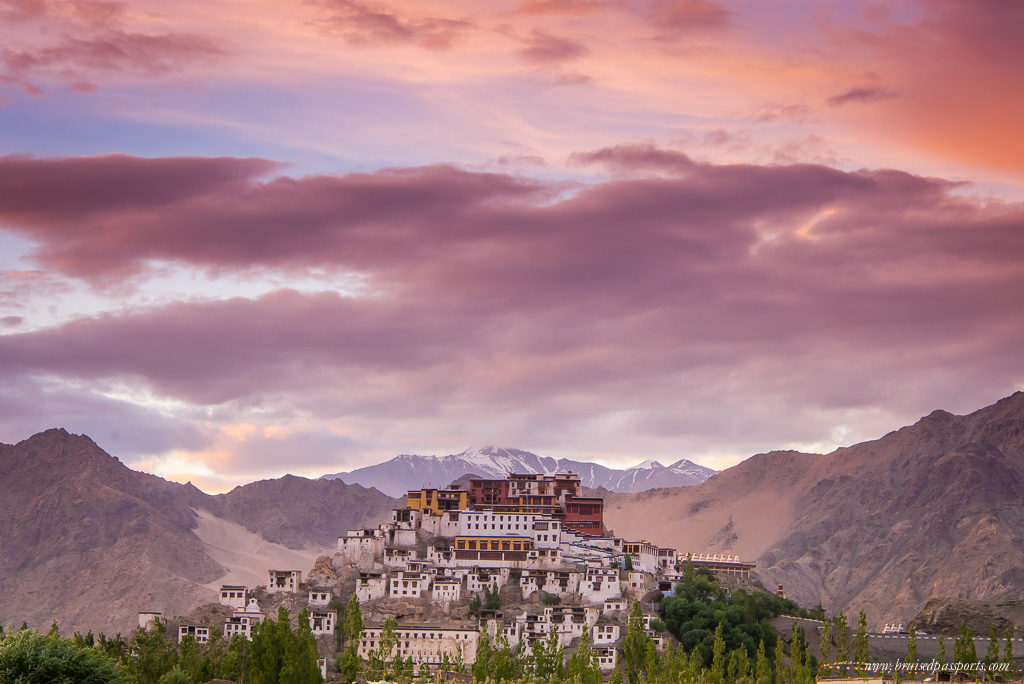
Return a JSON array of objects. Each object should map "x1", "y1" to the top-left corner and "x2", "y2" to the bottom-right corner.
[{"x1": 455, "y1": 538, "x2": 533, "y2": 551}]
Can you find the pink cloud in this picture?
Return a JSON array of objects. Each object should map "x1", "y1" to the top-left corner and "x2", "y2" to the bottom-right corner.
[
  {"x1": 0, "y1": 150, "x2": 1021, "y2": 461},
  {"x1": 826, "y1": 86, "x2": 899, "y2": 107},
  {"x1": 0, "y1": 0, "x2": 225, "y2": 92},
  {"x1": 312, "y1": 0, "x2": 473, "y2": 50},
  {"x1": 518, "y1": 30, "x2": 588, "y2": 64}
]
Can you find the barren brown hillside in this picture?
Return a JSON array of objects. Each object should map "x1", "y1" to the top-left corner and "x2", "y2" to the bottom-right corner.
[
  {"x1": 0, "y1": 429, "x2": 396, "y2": 635},
  {"x1": 604, "y1": 392, "x2": 1024, "y2": 626}
]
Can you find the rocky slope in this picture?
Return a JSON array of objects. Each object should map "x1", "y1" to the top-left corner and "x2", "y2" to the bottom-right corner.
[
  {"x1": 910, "y1": 597, "x2": 1024, "y2": 637},
  {"x1": 0, "y1": 429, "x2": 395, "y2": 635},
  {"x1": 321, "y1": 445, "x2": 716, "y2": 496},
  {"x1": 604, "y1": 392, "x2": 1024, "y2": 627}
]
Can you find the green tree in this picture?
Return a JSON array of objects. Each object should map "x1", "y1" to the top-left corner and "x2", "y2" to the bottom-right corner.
[
  {"x1": 250, "y1": 608, "x2": 289, "y2": 684},
  {"x1": 568, "y1": 625, "x2": 601, "y2": 684},
  {"x1": 728, "y1": 644, "x2": 752, "y2": 683},
  {"x1": 773, "y1": 633, "x2": 785, "y2": 684},
  {"x1": 177, "y1": 634, "x2": 204, "y2": 683},
  {"x1": 906, "y1": 627, "x2": 917, "y2": 680},
  {"x1": 754, "y1": 640, "x2": 772, "y2": 684},
  {"x1": 1003, "y1": 628, "x2": 1013, "y2": 669},
  {"x1": 853, "y1": 611, "x2": 870, "y2": 667},
  {"x1": 337, "y1": 644, "x2": 361, "y2": 683},
  {"x1": 936, "y1": 636, "x2": 947, "y2": 670},
  {"x1": 473, "y1": 630, "x2": 492, "y2": 683},
  {"x1": 468, "y1": 594, "x2": 482, "y2": 617},
  {"x1": 833, "y1": 613, "x2": 849, "y2": 674},
  {"x1": 219, "y1": 634, "x2": 252, "y2": 683},
  {"x1": 624, "y1": 555, "x2": 634, "y2": 571},
  {"x1": 955, "y1": 621, "x2": 977, "y2": 665},
  {"x1": 484, "y1": 583, "x2": 501, "y2": 610},
  {"x1": 338, "y1": 595, "x2": 363, "y2": 683},
  {"x1": 623, "y1": 602, "x2": 652, "y2": 684},
  {"x1": 820, "y1": 619, "x2": 832, "y2": 665},
  {"x1": 369, "y1": 617, "x2": 398, "y2": 681},
  {"x1": 415, "y1": 660, "x2": 430, "y2": 684},
  {"x1": 280, "y1": 608, "x2": 322, "y2": 684},
  {"x1": 343, "y1": 595, "x2": 363, "y2": 645},
  {"x1": 0, "y1": 629, "x2": 128, "y2": 683},
  {"x1": 489, "y1": 633, "x2": 518, "y2": 684},
  {"x1": 985, "y1": 625, "x2": 1001, "y2": 678},
  {"x1": 789, "y1": 624, "x2": 806, "y2": 681},
  {"x1": 130, "y1": 619, "x2": 178, "y2": 684},
  {"x1": 157, "y1": 667, "x2": 192, "y2": 684},
  {"x1": 710, "y1": 623, "x2": 726, "y2": 684}
]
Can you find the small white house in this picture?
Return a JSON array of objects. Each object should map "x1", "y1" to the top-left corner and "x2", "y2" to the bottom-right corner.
[
  {"x1": 356, "y1": 572, "x2": 388, "y2": 602},
  {"x1": 219, "y1": 585, "x2": 248, "y2": 609},
  {"x1": 225, "y1": 598, "x2": 266, "y2": 639},
  {"x1": 178, "y1": 624, "x2": 210, "y2": 644},
  {"x1": 309, "y1": 610, "x2": 336, "y2": 635},
  {"x1": 390, "y1": 571, "x2": 430, "y2": 598},
  {"x1": 138, "y1": 611, "x2": 163, "y2": 631},
  {"x1": 318, "y1": 658, "x2": 327, "y2": 679},
  {"x1": 432, "y1": 578, "x2": 462, "y2": 603},
  {"x1": 308, "y1": 589, "x2": 332, "y2": 607},
  {"x1": 603, "y1": 598, "x2": 626, "y2": 613},
  {"x1": 267, "y1": 569, "x2": 301, "y2": 594},
  {"x1": 224, "y1": 615, "x2": 259, "y2": 640},
  {"x1": 596, "y1": 646, "x2": 618, "y2": 670},
  {"x1": 593, "y1": 624, "x2": 620, "y2": 644}
]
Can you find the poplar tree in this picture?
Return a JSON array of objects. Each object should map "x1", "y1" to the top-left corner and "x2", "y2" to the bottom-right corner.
[
  {"x1": 906, "y1": 627, "x2": 917, "y2": 680},
  {"x1": 820, "y1": 619, "x2": 832, "y2": 665},
  {"x1": 1003, "y1": 629, "x2": 1013, "y2": 669},
  {"x1": 623, "y1": 602, "x2": 652, "y2": 684},
  {"x1": 986, "y1": 625, "x2": 1001, "y2": 676},
  {"x1": 955, "y1": 621, "x2": 977, "y2": 665},
  {"x1": 774, "y1": 633, "x2": 786, "y2": 684},
  {"x1": 752, "y1": 641, "x2": 771, "y2": 684},
  {"x1": 711, "y1": 623, "x2": 726, "y2": 684},
  {"x1": 853, "y1": 611, "x2": 870, "y2": 667},
  {"x1": 279, "y1": 608, "x2": 321, "y2": 684},
  {"x1": 936, "y1": 636, "x2": 947, "y2": 671},
  {"x1": 789, "y1": 624, "x2": 805, "y2": 682},
  {"x1": 338, "y1": 596, "x2": 363, "y2": 683},
  {"x1": 728, "y1": 644, "x2": 751, "y2": 683},
  {"x1": 473, "y1": 630, "x2": 492, "y2": 683},
  {"x1": 834, "y1": 613, "x2": 849, "y2": 671},
  {"x1": 568, "y1": 625, "x2": 601, "y2": 684}
]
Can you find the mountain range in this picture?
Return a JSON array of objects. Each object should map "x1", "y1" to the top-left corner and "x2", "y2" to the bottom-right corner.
[
  {"x1": 0, "y1": 429, "x2": 396, "y2": 635},
  {"x1": 602, "y1": 391, "x2": 1024, "y2": 626},
  {"x1": 3, "y1": 392, "x2": 1024, "y2": 635},
  {"x1": 320, "y1": 446, "x2": 717, "y2": 496}
]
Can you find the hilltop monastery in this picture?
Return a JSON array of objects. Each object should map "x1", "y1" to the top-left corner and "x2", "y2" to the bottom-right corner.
[{"x1": 139, "y1": 472, "x2": 755, "y2": 674}]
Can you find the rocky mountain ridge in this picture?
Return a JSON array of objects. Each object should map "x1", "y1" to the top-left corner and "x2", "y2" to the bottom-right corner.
[
  {"x1": 321, "y1": 445, "x2": 717, "y2": 496},
  {"x1": 0, "y1": 429, "x2": 395, "y2": 635},
  {"x1": 603, "y1": 391, "x2": 1024, "y2": 626}
]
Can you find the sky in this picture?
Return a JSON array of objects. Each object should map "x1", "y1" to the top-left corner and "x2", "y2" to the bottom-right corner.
[{"x1": 1, "y1": 0, "x2": 1023, "y2": 492}]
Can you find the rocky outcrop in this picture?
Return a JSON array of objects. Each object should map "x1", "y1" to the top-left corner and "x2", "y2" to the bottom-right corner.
[{"x1": 910, "y1": 598, "x2": 1024, "y2": 637}]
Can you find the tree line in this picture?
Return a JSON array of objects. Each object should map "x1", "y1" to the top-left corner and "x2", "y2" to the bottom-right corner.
[{"x1": 0, "y1": 606, "x2": 323, "y2": 683}]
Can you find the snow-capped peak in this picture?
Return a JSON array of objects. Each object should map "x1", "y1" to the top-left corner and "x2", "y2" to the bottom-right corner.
[
  {"x1": 321, "y1": 447, "x2": 716, "y2": 496},
  {"x1": 629, "y1": 459, "x2": 665, "y2": 470}
]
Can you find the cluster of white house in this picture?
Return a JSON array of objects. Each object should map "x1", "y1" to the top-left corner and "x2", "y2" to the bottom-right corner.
[
  {"x1": 138, "y1": 571, "x2": 335, "y2": 644},
  {"x1": 137, "y1": 473, "x2": 755, "y2": 673}
]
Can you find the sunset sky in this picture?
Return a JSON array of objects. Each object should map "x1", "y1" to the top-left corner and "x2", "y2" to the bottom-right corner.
[{"x1": 1, "y1": 0, "x2": 1022, "y2": 491}]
